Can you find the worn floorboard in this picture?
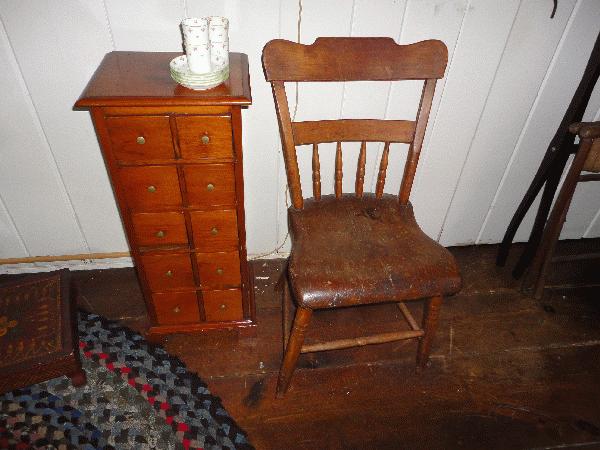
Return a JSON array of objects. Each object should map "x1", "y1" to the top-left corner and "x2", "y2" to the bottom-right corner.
[{"x1": 3, "y1": 242, "x2": 600, "y2": 449}]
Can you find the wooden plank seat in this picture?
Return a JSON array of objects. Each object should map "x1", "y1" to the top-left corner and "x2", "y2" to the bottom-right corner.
[{"x1": 288, "y1": 194, "x2": 461, "y2": 310}]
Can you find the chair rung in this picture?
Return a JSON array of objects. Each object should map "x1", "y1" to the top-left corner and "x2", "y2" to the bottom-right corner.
[
  {"x1": 579, "y1": 173, "x2": 600, "y2": 182},
  {"x1": 300, "y1": 329, "x2": 424, "y2": 354},
  {"x1": 551, "y1": 252, "x2": 600, "y2": 263},
  {"x1": 397, "y1": 302, "x2": 420, "y2": 331}
]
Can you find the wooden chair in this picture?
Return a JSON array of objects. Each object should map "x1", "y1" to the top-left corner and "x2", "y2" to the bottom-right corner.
[
  {"x1": 262, "y1": 37, "x2": 462, "y2": 397},
  {"x1": 526, "y1": 121, "x2": 600, "y2": 299}
]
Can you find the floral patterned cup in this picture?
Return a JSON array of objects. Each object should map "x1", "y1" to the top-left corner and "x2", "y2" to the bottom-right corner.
[
  {"x1": 208, "y1": 16, "x2": 229, "y2": 43},
  {"x1": 210, "y1": 40, "x2": 229, "y2": 70},
  {"x1": 181, "y1": 17, "x2": 209, "y2": 45},
  {"x1": 186, "y1": 42, "x2": 211, "y2": 74}
]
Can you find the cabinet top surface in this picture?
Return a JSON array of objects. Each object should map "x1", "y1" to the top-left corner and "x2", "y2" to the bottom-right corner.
[{"x1": 75, "y1": 51, "x2": 251, "y2": 108}]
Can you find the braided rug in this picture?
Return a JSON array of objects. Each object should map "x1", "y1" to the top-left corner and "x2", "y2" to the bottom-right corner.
[{"x1": 0, "y1": 311, "x2": 253, "y2": 450}]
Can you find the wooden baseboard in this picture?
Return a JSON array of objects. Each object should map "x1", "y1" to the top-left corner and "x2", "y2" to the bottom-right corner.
[
  {"x1": 0, "y1": 252, "x2": 130, "y2": 265},
  {"x1": 0, "y1": 252, "x2": 133, "y2": 274},
  {"x1": 0, "y1": 250, "x2": 286, "y2": 274}
]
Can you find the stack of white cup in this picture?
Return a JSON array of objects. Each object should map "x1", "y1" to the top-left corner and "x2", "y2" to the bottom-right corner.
[{"x1": 181, "y1": 16, "x2": 229, "y2": 74}]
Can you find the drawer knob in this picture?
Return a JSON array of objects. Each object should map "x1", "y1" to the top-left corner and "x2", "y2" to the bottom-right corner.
[
  {"x1": 147, "y1": 185, "x2": 157, "y2": 193},
  {"x1": 155, "y1": 230, "x2": 165, "y2": 238},
  {"x1": 136, "y1": 136, "x2": 146, "y2": 145},
  {"x1": 206, "y1": 183, "x2": 215, "y2": 192},
  {"x1": 201, "y1": 134, "x2": 210, "y2": 145},
  {"x1": 219, "y1": 304, "x2": 227, "y2": 310},
  {"x1": 173, "y1": 306, "x2": 181, "y2": 313},
  {"x1": 165, "y1": 270, "x2": 173, "y2": 277},
  {"x1": 211, "y1": 227, "x2": 218, "y2": 236},
  {"x1": 216, "y1": 268, "x2": 224, "y2": 276}
]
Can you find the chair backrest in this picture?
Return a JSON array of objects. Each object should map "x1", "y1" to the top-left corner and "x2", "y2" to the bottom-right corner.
[{"x1": 262, "y1": 37, "x2": 448, "y2": 209}]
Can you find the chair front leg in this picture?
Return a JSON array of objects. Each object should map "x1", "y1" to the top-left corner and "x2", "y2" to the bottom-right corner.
[
  {"x1": 416, "y1": 295, "x2": 443, "y2": 369},
  {"x1": 277, "y1": 306, "x2": 313, "y2": 397}
]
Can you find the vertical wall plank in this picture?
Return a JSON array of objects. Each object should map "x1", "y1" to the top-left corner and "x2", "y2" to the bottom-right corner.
[
  {"x1": 385, "y1": 0, "x2": 468, "y2": 199},
  {"x1": 477, "y1": 0, "x2": 600, "y2": 244},
  {"x1": 0, "y1": 15, "x2": 89, "y2": 257},
  {"x1": 439, "y1": 0, "x2": 577, "y2": 246},
  {"x1": 0, "y1": 0, "x2": 129, "y2": 254},
  {"x1": 105, "y1": 0, "x2": 186, "y2": 51},
  {"x1": 225, "y1": 0, "x2": 284, "y2": 254},
  {"x1": 0, "y1": 1, "x2": 598, "y2": 263},
  {"x1": 0, "y1": 196, "x2": 28, "y2": 259},
  {"x1": 408, "y1": 0, "x2": 521, "y2": 238}
]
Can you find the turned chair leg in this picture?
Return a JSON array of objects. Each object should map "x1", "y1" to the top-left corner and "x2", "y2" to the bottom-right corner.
[
  {"x1": 416, "y1": 296, "x2": 443, "y2": 369},
  {"x1": 277, "y1": 306, "x2": 313, "y2": 397},
  {"x1": 281, "y1": 278, "x2": 294, "y2": 352}
]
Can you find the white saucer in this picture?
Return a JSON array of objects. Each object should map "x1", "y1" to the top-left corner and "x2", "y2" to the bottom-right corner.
[{"x1": 170, "y1": 55, "x2": 229, "y2": 90}]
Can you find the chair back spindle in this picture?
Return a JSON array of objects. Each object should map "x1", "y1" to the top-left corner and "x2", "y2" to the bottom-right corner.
[
  {"x1": 262, "y1": 37, "x2": 448, "y2": 208},
  {"x1": 375, "y1": 142, "x2": 391, "y2": 198},
  {"x1": 355, "y1": 141, "x2": 367, "y2": 197},
  {"x1": 312, "y1": 143, "x2": 321, "y2": 200},
  {"x1": 335, "y1": 142, "x2": 343, "y2": 198}
]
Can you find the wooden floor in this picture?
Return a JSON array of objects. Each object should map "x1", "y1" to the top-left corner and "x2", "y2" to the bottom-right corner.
[{"x1": 13, "y1": 242, "x2": 600, "y2": 449}]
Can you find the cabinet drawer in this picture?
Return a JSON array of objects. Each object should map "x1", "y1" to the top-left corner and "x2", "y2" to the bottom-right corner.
[
  {"x1": 106, "y1": 116, "x2": 175, "y2": 161},
  {"x1": 176, "y1": 115, "x2": 233, "y2": 161},
  {"x1": 190, "y1": 210, "x2": 238, "y2": 252},
  {"x1": 140, "y1": 253, "x2": 195, "y2": 291},
  {"x1": 131, "y1": 212, "x2": 188, "y2": 246},
  {"x1": 197, "y1": 252, "x2": 241, "y2": 288},
  {"x1": 118, "y1": 166, "x2": 182, "y2": 211},
  {"x1": 203, "y1": 289, "x2": 243, "y2": 322},
  {"x1": 153, "y1": 291, "x2": 200, "y2": 325},
  {"x1": 184, "y1": 164, "x2": 236, "y2": 208}
]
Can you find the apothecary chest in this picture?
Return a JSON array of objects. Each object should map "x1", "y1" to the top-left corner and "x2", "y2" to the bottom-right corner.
[{"x1": 75, "y1": 52, "x2": 254, "y2": 337}]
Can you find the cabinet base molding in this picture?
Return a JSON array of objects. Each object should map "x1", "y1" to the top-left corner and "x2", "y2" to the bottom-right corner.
[{"x1": 146, "y1": 319, "x2": 256, "y2": 339}]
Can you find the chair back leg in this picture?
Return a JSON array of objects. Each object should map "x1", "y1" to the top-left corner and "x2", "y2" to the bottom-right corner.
[
  {"x1": 416, "y1": 296, "x2": 443, "y2": 369},
  {"x1": 277, "y1": 306, "x2": 313, "y2": 397}
]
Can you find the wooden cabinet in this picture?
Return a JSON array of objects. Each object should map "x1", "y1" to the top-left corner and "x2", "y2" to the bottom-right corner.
[{"x1": 75, "y1": 51, "x2": 254, "y2": 337}]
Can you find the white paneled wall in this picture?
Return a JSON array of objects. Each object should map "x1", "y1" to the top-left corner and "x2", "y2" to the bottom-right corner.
[{"x1": 0, "y1": 0, "x2": 599, "y2": 269}]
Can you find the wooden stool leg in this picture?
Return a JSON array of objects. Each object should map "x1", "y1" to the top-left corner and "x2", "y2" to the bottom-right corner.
[
  {"x1": 416, "y1": 296, "x2": 443, "y2": 369},
  {"x1": 70, "y1": 368, "x2": 87, "y2": 387},
  {"x1": 277, "y1": 307, "x2": 312, "y2": 398},
  {"x1": 531, "y1": 187, "x2": 576, "y2": 299},
  {"x1": 527, "y1": 137, "x2": 592, "y2": 299}
]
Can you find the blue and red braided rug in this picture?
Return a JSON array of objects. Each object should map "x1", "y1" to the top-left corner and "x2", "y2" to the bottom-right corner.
[{"x1": 0, "y1": 311, "x2": 253, "y2": 450}]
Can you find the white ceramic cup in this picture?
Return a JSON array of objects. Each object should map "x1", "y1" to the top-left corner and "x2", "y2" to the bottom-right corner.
[
  {"x1": 208, "y1": 16, "x2": 229, "y2": 43},
  {"x1": 181, "y1": 17, "x2": 209, "y2": 45},
  {"x1": 186, "y1": 42, "x2": 211, "y2": 74},
  {"x1": 210, "y1": 40, "x2": 229, "y2": 70}
]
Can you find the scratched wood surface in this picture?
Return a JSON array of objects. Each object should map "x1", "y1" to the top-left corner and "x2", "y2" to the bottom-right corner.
[{"x1": 10, "y1": 240, "x2": 594, "y2": 449}]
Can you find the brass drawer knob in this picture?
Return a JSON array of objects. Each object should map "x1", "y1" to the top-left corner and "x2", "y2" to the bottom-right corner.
[
  {"x1": 136, "y1": 136, "x2": 146, "y2": 145},
  {"x1": 201, "y1": 135, "x2": 210, "y2": 144},
  {"x1": 165, "y1": 270, "x2": 173, "y2": 277},
  {"x1": 173, "y1": 306, "x2": 181, "y2": 313},
  {"x1": 216, "y1": 268, "x2": 224, "y2": 276},
  {"x1": 219, "y1": 304, "x2": 227, "y2": 310},
  {"x1": 155, "y1": 230, "x2": 165, "y2": 238},
  {"x1": 211, "y1": 227, "x2": 218, "y2": 236},
  {"x1": 206, "y1": 183, "x2": 215, "y2": 192},
  {"x1": 147, "y1": 185, "x2": 157, "y2": 193}
]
